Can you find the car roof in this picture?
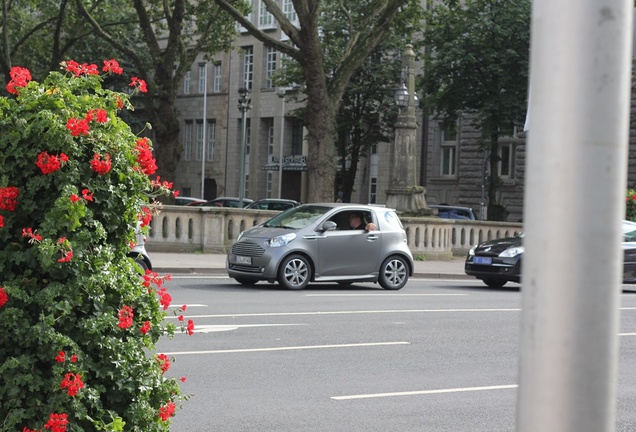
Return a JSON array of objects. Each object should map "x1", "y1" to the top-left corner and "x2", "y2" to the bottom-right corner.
[
  {"x1": 299, "y1": 203, "x2": 396, "y2": 212},
  {"x1": 429, "y1": 204, "x2": 474, "y2": 211}
]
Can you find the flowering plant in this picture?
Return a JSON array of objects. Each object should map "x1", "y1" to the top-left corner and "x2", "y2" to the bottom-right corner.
[
  {"x1": 0, "y1": 60, "x2": 187, "y2": 431},
  {"x1": 627, "y1": 190, "x2": 636, "y2": 222}
]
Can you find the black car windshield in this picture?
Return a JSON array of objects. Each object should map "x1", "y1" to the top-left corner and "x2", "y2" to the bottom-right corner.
[{"x1": 264, "y1": 205, "x2": 330, "y2": 229}]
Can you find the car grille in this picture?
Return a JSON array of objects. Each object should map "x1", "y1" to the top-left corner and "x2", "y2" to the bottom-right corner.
[
  {"x1": 231, "y1": 242, "x2": 265, "y2": 257},
  {"x1": 230, "y1": 264, "x2": 262, "y2": 273}
]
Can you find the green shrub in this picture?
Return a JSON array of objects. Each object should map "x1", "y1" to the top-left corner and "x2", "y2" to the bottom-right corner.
[
  {"x1": 0, "y1": 61, "x2": 186, "y2": 431},
  {"x1": 627, "y1": 190, "x2": 636, "y2": 222}
]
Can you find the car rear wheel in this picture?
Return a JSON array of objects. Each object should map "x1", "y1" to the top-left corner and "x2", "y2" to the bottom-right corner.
[
  {"x1": 482, "y1": 278, "x2": 507, "y2": 288},
  {"x1": 278, "y1": 254, "x2": 310, "y2": 290},
  {"x1": 379, "y1": 255, "x2": 408, "y2": 290},
  {"x1": 234, "y1": 277, "x2": 259, "y2": 286}
]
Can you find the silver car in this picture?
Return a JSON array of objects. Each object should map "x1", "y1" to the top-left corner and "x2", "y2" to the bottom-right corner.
[{"x1": 227, "y1": 203, "x2": 414, "y2": 290}]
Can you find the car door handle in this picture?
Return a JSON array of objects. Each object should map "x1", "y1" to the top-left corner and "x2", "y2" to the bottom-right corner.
[{"x1": 366, "y1": 235, "x2": 378, "y2": 241}]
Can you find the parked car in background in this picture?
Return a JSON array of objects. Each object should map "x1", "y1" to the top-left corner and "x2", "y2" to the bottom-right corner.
[
  {"x1": 246, "y1": 198, "x2": 301, "y2": 211},
  {"x1": 186, "y1": 197, "x2": 254, "y2": 208},
  {"x1": 174, "y1": 196, "x2": 206, "y2": 206},
  {"x1": 430, "y1": 204, "x2": 476, "y2": 220},
  {"x1": 227, "y1": 203, "x2": 414, "y2": 290},
  {"x1": 465, "y1": 219, "x2": 636, "y2": 288}
]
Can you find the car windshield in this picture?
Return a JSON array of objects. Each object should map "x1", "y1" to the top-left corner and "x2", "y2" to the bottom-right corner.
[{"x1": 264, "y1": 205, "x2": 331, "y2": 229}]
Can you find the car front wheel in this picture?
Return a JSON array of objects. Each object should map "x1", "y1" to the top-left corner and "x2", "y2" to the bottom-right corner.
[
  {"x1": 278, "y1": 254, "x2": 311, "y2": 290},
  {"x1": 482, "y1": 278, "x2": 507, "y2": 288},
  {"x1": 379, "y1": 255, "x2": 409, "y2": 290}
]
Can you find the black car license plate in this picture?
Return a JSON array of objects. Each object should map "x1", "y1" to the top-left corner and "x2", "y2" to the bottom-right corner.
[{"x1": 474, "y1": 256, "x2": 492, "y2": 265}]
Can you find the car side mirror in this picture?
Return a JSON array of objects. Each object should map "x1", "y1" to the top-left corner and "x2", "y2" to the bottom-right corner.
[{"x1": 319, "y1": 221, "x2": 338, "y2": 232}]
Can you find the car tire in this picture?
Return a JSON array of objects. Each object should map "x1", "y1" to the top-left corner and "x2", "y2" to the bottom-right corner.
[
  {"x1": 278, "y1": 254, "x2": 311, "y2": 290},
  {"x1": 483, "y1": 278, "x2": 507, "y2": 288},
  {"x1": 234, "y1": 277, "x2": 258, "y2": 286},
  {"x1": 379, "y1": 255, "x2": 409, "y2": 290},
  {"x1": 134, "y1": 257, "x2": 149, "y2": 273}
]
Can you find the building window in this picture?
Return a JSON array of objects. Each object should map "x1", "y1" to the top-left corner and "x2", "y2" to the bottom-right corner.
[
  {"x1": 283, "y1": 0, "x2": 297, "y2": 22},
  {"x1": 258, "y1": 0, "x2": 274, "y2": 27},
  {"x1": 244, "y1": 174, "x2": 249, "y2": 199},
  {"x1": 440, "y1": 122, "x2": 457, "y2": 177},
  {"x1": 266, "y1": 172, "x2": 273, "y2": 198},
  {"x1": 213, "y1": 63, "x2": 222, "y2": 92},
  {"x1": 196, "y1": 121, "x2": 204, "y2": 161},
  {"x1": 265, "y1": 47, "x2": 277, "y2": 89},
  {"x1": 242, "y1": 46, "x2": 254, "y2": 90},
  {"x1": 183, "y1": 71, "x2": 191, "y2": 94},
  {"x1": 184, "y1": 121, "x2": 193, "y2": 160},
  {"x1": 291, "y1": 118, "x2": 303, "y2": 154},
  {"x1": 207, "y1": 120, "x2": 216, "y2": 161},
  {"x1": 441, "y1": 147, "x2": 456, "y2": 176},
  {"x1": 198, "y1": 63, "x2": 207, "y2": 94},
  {"x1": 369, "y1": 177, "x2": 377, "y2": 204},
  {"x1": 266, "y1": 118, "x2": 274, "y2": 155},
  {"x1": 498, "y1": 143, "x2": 513, "y2": 178}
]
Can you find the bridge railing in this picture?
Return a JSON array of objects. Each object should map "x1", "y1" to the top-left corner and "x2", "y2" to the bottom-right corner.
[{"x1": 146, "y1": 206, "x2": 523, "y2": 259}]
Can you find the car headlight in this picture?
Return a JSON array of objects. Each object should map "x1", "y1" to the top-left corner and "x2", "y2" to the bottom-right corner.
[
  {"x1": 468, "y1": 246, "x2": 476, "y2": 256},
  {"x1": 237, "y1": 231, "x2": 246, "y2": 242},
  {"x1": 499, "y1": 246, "x2": 524, "y2": 258},
  {"x1": 266, "y1": 233, "x2": 297, "y2": 247}
]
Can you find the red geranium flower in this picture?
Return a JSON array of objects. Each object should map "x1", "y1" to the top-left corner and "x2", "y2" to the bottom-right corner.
[
  {"x1": 134, "y1": 137, "x2": 157, "y2": 175},
  {"x1": 66, "y1": 117, "x2": 90, "y2": 137},
  {"x1": 187, "y1": 319, "x2": 195, "y2": 336},
  {"x1": 0, "y1": 215, "x2": 4, "y2": 228},
  {"x1": 158, "y1": 402, "x2": 176, "y2": 421},
  {"x1": 55, "y1": 351, "x2": 65, "y2": 363},
  {"x1": 140, "y1": 321, "x2": 151, "y2": 335},
  {"x1": 0, "y1": 287, "x2": 8, "y2": 308},
  {"x1": 36, "y1": 151, "x2": 68, "y2": 175},
  {"x1": 118, "y1": 305, "x2": 134, "y2": 329},
  {"x1": 129, "y1": 76, "x2": 148, "y2": 93},
  {"x1": 157, "y1": 288, "x2": 172, "y2": 310},
  {"x1": 0, "y1": 186, "x2": 19, "y2": 211},
  {"x1": 6, "y1": 66, "x2": 31, "y2": 95},
  {"x1": 90, "y1": 153, "x2": 112, "y2": 175},
  {"x1": 103, "y1": 59, "x2": 123, "y2": 75},
  {"x1": 81, "y1": 188, "x2": 93, "y2": 201},
  {"x1": 64, "y1": 60, "x2": 98, "y2": 77},
  {"x1": 156, "y1": 353, "x2": 170, "y2": 374},
  {"x1": 60, "y1": 372, "x2": 84, "y2": 397},
  {"x1": 43, "y1": 412, "x2": 69, "y2": 432}
]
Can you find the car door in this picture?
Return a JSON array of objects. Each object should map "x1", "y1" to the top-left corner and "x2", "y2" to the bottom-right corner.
[{"x1": 316, "y1": 210, "x2": 382, "y2": 277}]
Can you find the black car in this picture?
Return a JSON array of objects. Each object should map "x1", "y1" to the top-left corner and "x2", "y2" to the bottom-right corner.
[
  {"x1": 246, "y1": 198, "x2": 301, "y2": 211},
  {"x1": 465, "y1": 220, "x2": 636, "y2": 288},
  {"x1": 465, "y1": 232, "x2": 523, "y2": 288},
  {"x1": 186, "y1": 197, "x2": 254, "y2": 208}
]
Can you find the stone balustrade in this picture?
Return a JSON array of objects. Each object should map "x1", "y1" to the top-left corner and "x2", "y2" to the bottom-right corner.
[{"x1": 146, "y1": 205, "x2": 523, "y2": 259}]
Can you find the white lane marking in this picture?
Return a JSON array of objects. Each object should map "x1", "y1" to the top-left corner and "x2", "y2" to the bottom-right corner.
[
  {"x1": 619, "y1": 333, "x2": 636, "y2": 336},
  {"x1": 166, "y1": 308, "x2": 521, "y2": 319},
  {"x1": 164, "y1": 341, "x2": 410, "y2": 356},
  {"x1": 168, "y1": 304, "x2": 207, "y2": 308},
  {"x1": 305, "y1": 293, "x2": 467, "y2": 297},
  {"x1": 194, "y1": 323, "x2": 306, "y2": 333},
  {"x1": 332, "y1": 384, "x2": 518, "y2": 401}
]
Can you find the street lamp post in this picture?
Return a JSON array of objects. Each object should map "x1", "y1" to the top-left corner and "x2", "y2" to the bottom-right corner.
[
  {"x1": 237, "y1": 88, "x2": 251, "y2": 208},
  {"x1": 385, "y1": 44, "x2": 427, "y2": 213}
]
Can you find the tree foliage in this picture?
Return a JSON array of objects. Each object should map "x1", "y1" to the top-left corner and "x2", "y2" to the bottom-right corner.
[
  {"x1": 76, "y1": 0, "x2": 249, "y2": 182},
  {"x1": 214, "y1": 0, "x2": 419, "y2": 202},
  {"x1": 421, "y1": 0, "x2": 531, "y2": 219}
]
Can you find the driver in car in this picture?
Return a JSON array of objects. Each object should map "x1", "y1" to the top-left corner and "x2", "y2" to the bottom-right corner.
[{"x1": 348, "y1": 212, "x2": 377, "y2": 231}]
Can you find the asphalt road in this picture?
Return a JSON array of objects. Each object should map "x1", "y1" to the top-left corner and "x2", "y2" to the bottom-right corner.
[{"x1": 156, "y1": 276, "x2": 636, "y2": 432}]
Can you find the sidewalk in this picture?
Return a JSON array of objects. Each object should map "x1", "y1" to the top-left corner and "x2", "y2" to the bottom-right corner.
[{"x1": 151, "y1": 252, "x2": 470, "y2": 280}]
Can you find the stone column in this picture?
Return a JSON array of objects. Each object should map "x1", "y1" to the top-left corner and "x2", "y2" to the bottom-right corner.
[{"x1": 385, "y1": 44, "x2": 427, "y2": 213}]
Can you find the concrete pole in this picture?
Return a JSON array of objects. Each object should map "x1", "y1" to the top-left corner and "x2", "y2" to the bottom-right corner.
[
  {"x1": 278, "y1": 90, "x2": 286, "y2": 199},
  {"x1": 517, "y1": 1, "x2": 633, "y2": 431},
  {"x1": 200, "y1": 62, "x2": 208, "y2": 200}
]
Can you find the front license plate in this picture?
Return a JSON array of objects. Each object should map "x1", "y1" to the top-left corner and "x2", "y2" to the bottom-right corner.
[
  {"x1": 474, "y1": 256, "x2": 492, "y2": 265},
  {"x1": 234, "y1": 255, "x2": 252, "y2": 265}
]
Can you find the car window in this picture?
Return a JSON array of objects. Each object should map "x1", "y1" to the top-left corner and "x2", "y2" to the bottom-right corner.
[
  {"x1": 265, "y1": 205, "x2": 330, "y2": 229},
  {"x1": 384, "y1": 211, "x2": 403, "y2": 229},
  {"x1": 623, "y1": 221, "x2": 636, "y2": 241}
]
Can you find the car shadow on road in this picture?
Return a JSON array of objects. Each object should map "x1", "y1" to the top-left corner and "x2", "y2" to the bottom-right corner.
[{"x1": 180, "y1": 282, "x2": 389, "y2": 292}]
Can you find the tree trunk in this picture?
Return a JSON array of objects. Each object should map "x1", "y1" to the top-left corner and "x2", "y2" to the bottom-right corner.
[{"x1": 487, "y1": 131, "x2": 501, "y2": 220}]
